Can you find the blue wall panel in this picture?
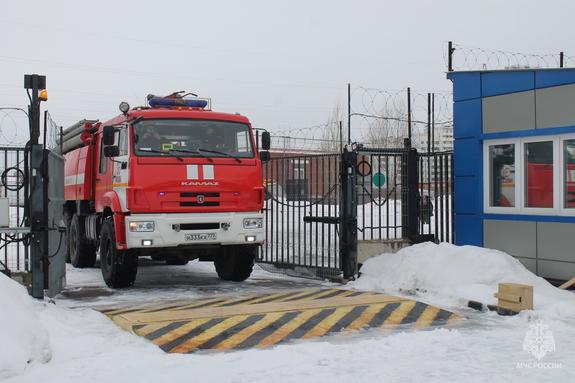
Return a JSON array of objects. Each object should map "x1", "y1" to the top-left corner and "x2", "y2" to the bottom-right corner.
[
  {"x1": 454, "y1": 139, "x2": 481, "y2": 176},
  {"x1": 454, "y1": 176, "x2": 480, "y2": 215},
  {"x1": 481, "y1": 71, "x2": 535, "y2": 97},
  {"x1": 448, "y1": 72, "x2": 481, "y2": 102},
  {"x1": 453, "y1": 138, "x2": 483, "y2": 177},
  {"x1": 454, "y1": 214, "x2": 483, "y2": 246},
  {"x1": 535, "y1": 69, "x2": 575, "y2": 89},
  {"x1": 453, "y1": 98, "x2": 482, "y2": 139}
]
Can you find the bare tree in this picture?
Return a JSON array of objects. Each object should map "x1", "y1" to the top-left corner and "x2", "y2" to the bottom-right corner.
[
  {"x1": 320, "y1": 104, "x2": 343, "y2": 153},
  {"x1": 362, "y1": 104, "x2": 408, "y2": 148}
]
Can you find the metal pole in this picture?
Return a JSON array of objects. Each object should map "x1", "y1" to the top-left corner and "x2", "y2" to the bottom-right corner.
[
  {"x1": 347, "y1": 83, "x2": 351, "y2": 144},
  {"x1": 427, "y1": 93, "x2": 431, "y2": 154},
  {"x1": 560, "y1": 52, "x2": 564, "y2": 68},
  {"x1": 407, "y1": 87, "x2": 412, "y2": 146},
  {"x1": 401, "y1": 148, "x2": 419, "y2": 241},
  {"x1": 432, "y1": 93, "x2": 435, "y2": 153},
  {"x1": 43, "y1": 110, "x2": 48, "y2": 149},
  {"x1": 340, "y1": 149, "x2": 357, "y2": 279},
  {"x1": 448, "y1": 41, "x2": 454, "y2": 72},
  {"x1": 339, "y1": 120, "x2": 343, "y2": 153}
]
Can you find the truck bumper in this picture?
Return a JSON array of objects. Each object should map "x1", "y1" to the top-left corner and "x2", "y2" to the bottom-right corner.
[{"x1": 124, "y1": 212, "x2": 264, "y2": 249}]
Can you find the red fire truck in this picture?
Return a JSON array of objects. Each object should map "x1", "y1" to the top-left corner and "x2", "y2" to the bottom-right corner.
[{"x1": 61, "y1": 92, "x2": 270, "y2": 287}]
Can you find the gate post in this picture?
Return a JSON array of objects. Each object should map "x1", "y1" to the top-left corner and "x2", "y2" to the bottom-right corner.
[
  {"x1": 340, "y1": 149, "x2": 357, "y2": 279},
  {"x1": 25, "y1": 74, "x2": 48, "y2": 299},
  {"x1": 401, "y1": 146, "x2": 419, "y2": 241}
]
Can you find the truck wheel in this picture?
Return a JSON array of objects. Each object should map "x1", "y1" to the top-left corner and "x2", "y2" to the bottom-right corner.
[
  {"x1": 100, "y1": 218, "x2": 138, "y2": 288},
  {"x1": 214, "y1": 246, "x2": 256, "y2": 282},
  {"x1": 165, "y1": 256, "x2": 189, "y2": 265},
  {"x1": 68, "y1": 214, "x2": 96, "y2": 268}
]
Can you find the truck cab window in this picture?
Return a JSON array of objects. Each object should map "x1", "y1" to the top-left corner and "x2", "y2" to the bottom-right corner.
[
  {"x1": 117, "y1": 127, "x2": 128, "y2": 156},
  {"x1": 133, "y1": 119, "x2": 254, "y2": 158},
  {"x1": 99, "y1": 137, "x2": 107, "y2": 174}
]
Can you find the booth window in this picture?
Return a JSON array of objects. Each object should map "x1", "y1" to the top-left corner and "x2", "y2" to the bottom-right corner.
[
  {"x1": 524, "y1": 141, "x2": 553, "y2": 208},
  {"x1": 565, "y1": 139, "x2": 575, "y2": 209},
  {"x1": 488, "y1": 143, "x2": 515, "y2": 207}
]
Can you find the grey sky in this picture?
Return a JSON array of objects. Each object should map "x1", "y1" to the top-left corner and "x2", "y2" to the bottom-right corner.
[{"x1": 1, "y1": 0, "x2": 574, "y2": 145}]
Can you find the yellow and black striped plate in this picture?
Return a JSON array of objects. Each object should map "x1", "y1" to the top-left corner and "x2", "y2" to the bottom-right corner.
[{"x1": 97, "y1": 288, "x2": 460, "y2": 353}]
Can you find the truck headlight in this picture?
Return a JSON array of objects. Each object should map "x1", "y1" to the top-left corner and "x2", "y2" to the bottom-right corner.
[
  {"x1": 129, "y1": 221, "x2": 155, "y2": 232},
  {"x1": 243, "y1": 218, "x2": 263, "y2": 229}
]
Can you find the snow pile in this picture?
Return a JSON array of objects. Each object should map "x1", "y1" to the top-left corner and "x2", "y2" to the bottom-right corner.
[
  {"x1": 354, "y1": 242, "x2": 575, "y2": 318},
  {"x1": 0, "y1": 273, "x2": 51, "y2": 379}
]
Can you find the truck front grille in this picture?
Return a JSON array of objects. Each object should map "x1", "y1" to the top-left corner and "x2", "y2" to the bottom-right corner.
[
  {"x1": 179, "y1": 201, "x2": 220, "y2": 207},
  {"x1": 180, "y1": 192, "x2": 220, "y2": 198},
  {"x1": 173, "y1": 223, "x2": 220, "y2": 231}
]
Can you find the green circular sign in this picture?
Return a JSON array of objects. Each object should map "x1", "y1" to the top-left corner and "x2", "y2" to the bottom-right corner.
[{"x1": 372, "y1": 172, "x2": 386, "y2": 187}]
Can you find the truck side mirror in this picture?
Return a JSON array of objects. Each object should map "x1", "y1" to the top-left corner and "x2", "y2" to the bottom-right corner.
[
  {"x1": 259, "y1": 151, "x2": 270, "y2": 162},
  {"x1": 102, "y1": 126, "x2": 115, "y2": 146},
  {"x1": 104, "y1": 145, "x2": 119, "y2": 158},
  {"x1": 261, "y1": 131, "x2": 271, "y2": 150}
]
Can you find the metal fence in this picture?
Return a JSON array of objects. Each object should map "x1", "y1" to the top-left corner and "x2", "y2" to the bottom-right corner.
[
  {"x1": 257, "y1": 146, "x2": 455, "y2": 280},
  {"x1": 0, "y1": 146, "x2": 29, "y2": 273},
  {"x1": 417, "y1": 151, "x2": 454, "y2": 243}
]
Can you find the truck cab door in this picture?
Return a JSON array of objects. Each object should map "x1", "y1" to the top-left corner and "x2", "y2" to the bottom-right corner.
[
  {"x1": 94, "y1": 133, "x2": 113, "y2": 212},
  {"x1": 112, "y1": 125, "x2": 129, "y2": 212}
]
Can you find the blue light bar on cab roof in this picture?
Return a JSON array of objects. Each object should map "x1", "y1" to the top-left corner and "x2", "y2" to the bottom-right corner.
[{"x1": 148, "y1": 97, "x2": 208, "y2": 109}]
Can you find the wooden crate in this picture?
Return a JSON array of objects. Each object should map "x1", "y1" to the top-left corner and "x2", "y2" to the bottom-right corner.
[{"x1": 494, "y1": 283, "x2": 533, "y2": 313}]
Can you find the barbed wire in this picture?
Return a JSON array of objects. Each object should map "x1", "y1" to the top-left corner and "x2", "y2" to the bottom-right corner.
[
  {"x1": 348, "y1": 86, "x2": 453, "y2": 146},
  {"x1": 0, "y1": 108, "x2": 62, "y2": 149},
  {"x1": 269, "y1": 134, "x2": 342, "y2": 153},
  {"x1": 449, "y1": 43, "x2": 575, "y2": 71},
  {"x1": 0, "y1": 108, "x2": 29, "y2": 146}
]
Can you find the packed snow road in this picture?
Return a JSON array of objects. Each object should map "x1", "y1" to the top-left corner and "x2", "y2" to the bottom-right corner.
[
  {"x1": 2, "y1": 243, "x2": 575, "y2": 382},
  {"x1": 59, "y1": 258, "x2": 325, "y2": 309}
]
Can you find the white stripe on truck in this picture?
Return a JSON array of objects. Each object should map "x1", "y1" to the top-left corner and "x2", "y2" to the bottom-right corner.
[{"x1": 64, "y1": 173, "x2": 85, "y2": 186}]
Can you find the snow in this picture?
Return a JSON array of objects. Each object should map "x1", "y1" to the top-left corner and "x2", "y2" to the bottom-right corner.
[
  {"x1": 0, "y1": 274, "x2": 51, "y2": 379},
  {"x1": 2, "y1": 245, "x2": 575, "y2": 382},
  {"x1": 353, "y1": 242, "x2": 575, "y2": 319}
]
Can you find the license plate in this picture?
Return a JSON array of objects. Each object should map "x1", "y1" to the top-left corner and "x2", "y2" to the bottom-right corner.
[{"x1": 185, "y1": 233, "x2": 216, "y2": 241}]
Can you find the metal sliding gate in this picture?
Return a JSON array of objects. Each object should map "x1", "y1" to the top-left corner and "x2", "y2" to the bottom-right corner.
[
  {"x1": 258, "y1": 147, "x2": 454, "y2": 280},
  {"x1": 259, "y1": 153, "x2": 349, "y2": 279},
  {"x1": 356, "y1": 148, "x2": 410, "y2": 241}
]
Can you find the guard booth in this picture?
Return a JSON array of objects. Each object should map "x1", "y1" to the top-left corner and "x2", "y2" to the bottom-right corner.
[{"x1": 448, "y1": 68, "x2": 575, "y2": 281}]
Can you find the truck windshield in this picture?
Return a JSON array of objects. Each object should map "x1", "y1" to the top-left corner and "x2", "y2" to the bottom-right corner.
[{"x1": 133, "y1": 119, "x2": 254, "y2": 158}]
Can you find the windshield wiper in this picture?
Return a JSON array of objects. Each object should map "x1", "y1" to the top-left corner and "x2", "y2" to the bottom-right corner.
[
  {"x1": 139, "y1": 147, "x2": 183, "y2": 162},
  {"x1": 168, "y1": 148, "x2": 214, "y2": 162},
  {"x1": 198, "y1": 148, "x2": 242, "y2": 163}
]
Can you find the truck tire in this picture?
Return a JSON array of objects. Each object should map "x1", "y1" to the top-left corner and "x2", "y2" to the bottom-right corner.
[
  {"x1": 68, "y1": 214, "x2": 97, "y2": 268},
  {"x1": 214, "y1": 245, "x2": 256, "y2": 282},
  {"x1": 100, "y1": 218, "x2": 138, "y2": 288}
]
